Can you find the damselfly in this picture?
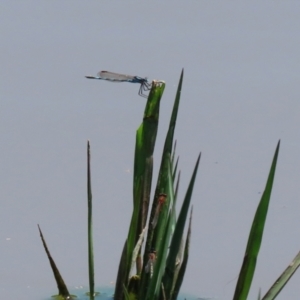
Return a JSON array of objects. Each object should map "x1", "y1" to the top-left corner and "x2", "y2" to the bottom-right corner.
[
  {"x1": 85, "y1": 70, "x2": 152, "y2": 98},
  {"x1": 145, "y1": 249, "x2": 157, "y2": 278},
  {"x1": 151, "y1": 193, "x2": 167, "y2": 229}
]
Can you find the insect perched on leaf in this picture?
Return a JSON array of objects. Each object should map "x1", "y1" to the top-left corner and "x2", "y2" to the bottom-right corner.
[
  {"x1": 85, "y1": 70, "x2": 152, "y2": 98},
  {"x1": 151, "y1": 193, "x2": 167, "y2": 229},
  {"x1": 145, "y1": 249, "x2": 157, "y2": 278}
]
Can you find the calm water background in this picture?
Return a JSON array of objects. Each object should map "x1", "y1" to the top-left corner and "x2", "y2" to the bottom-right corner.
[{"x1": 1, "y1": 2, "x2": 300, "y2": 299}]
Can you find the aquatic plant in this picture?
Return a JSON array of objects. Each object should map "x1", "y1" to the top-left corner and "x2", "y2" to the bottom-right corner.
[{"x1": 39, "y1": 70, "x2": 300, "y2": 300}]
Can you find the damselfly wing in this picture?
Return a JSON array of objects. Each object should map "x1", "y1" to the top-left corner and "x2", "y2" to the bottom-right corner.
[{"x1": 85, "y1": 70, "x2": 152, "y2": 98}]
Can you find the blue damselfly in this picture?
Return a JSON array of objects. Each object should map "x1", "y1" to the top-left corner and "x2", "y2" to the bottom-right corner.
[{"x1": 85, "y1": 70, "x2": 152, "y2": 98}]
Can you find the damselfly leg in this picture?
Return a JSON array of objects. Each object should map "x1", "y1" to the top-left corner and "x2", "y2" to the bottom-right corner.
[{"x1": 138, "y1": 79, "x2": 152, "y2": 98}]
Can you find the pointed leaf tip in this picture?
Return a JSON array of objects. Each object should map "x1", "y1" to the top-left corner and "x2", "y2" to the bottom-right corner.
[{"x1": 196, "y1": 152, "x2": 201, "y2": 164}]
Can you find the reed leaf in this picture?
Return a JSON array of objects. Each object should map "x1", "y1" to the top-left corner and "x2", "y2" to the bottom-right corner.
[
  {"x1": 143, "y1": 70, "x2": 184, "y2": 277},
  {"x1": 87, "y1": 141, "x2": 95, "y2": 299},
  {"x1": 162, "y1": 153, "x2": 200, "y2": 298},
  {"x1": 171, "y1": 206, "x2": 193, "y2": 300},
  {"x1": 233, "y1": 141, "x2": 280, "y2": 300},
  {"x1": 115, "y1": 81, "x2": 165, "y2": 300},
  {"x1": 172, "y1": 156, "x2": 179, "y2": 183},
  {"x1": 262, "y1": 250, "x2": 300, "y2": 300},
  {"x1": 38, "y1": 225, "x2": 73, "y2": 300},
  {"x1": 173, "y1": 170, "x2": 181, "y2": 211}
]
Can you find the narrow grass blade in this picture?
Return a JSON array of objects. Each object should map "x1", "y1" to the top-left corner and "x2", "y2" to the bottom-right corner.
[
  {"x1": 174, "y1": 170, "x2": 180, "y2": 206},
  {"x1": 163, "y1": 153, "x2": 200, "y2": 298},
  {"x1": 38, "y1": 225, "x2": 73, "y2": 300},
  {"x1": 153, "y1": 70, "x2": 183, "y2": 194},
  {"x1": 171, "y1": 206, "x2": 193, "y2": 299},
  {"x1": 172, "y1": 237, "x2": 184, "y2": 294},
  {"x1": 163, "y1": 70, "x2": 183, "y2": 156},
  {"x1": 171, "y1": 140, "x2": 177, "y2": 167},
  {"x1": 233, "y1": 141, "x2": 280, "y2": 300},
  {"x1": 172, "y1": 156, "x2": 179, "y2": 182},
  {"x1": 87, "y1": 141, "x2": 95, "y2": 299},
  {"x1": 258, "y1": 288, "x2": 261, "y2": 300},
  {"x1": 262, "y1": 250, "x2": 300, "y2": 300}
]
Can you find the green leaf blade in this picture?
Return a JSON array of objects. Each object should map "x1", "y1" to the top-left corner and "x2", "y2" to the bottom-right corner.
[
  {"x1": 163, "y1": 153, "x2": 201, "y2": 298},
  {"x1": 87, "y1": 141, "x2": 95, "y2": 299},
  {"x1": 38, "y1": 225, "x2": 73, "y2": 300},
  {"x1": 115, "y1": 81, "x2": 165, "y2": 300},
  {"x1": 233, "y1": 141, "x2": 280, "y2": 300},
  {"x1": 262, "y1": 250, "x2": 300, "y2": 300}
]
